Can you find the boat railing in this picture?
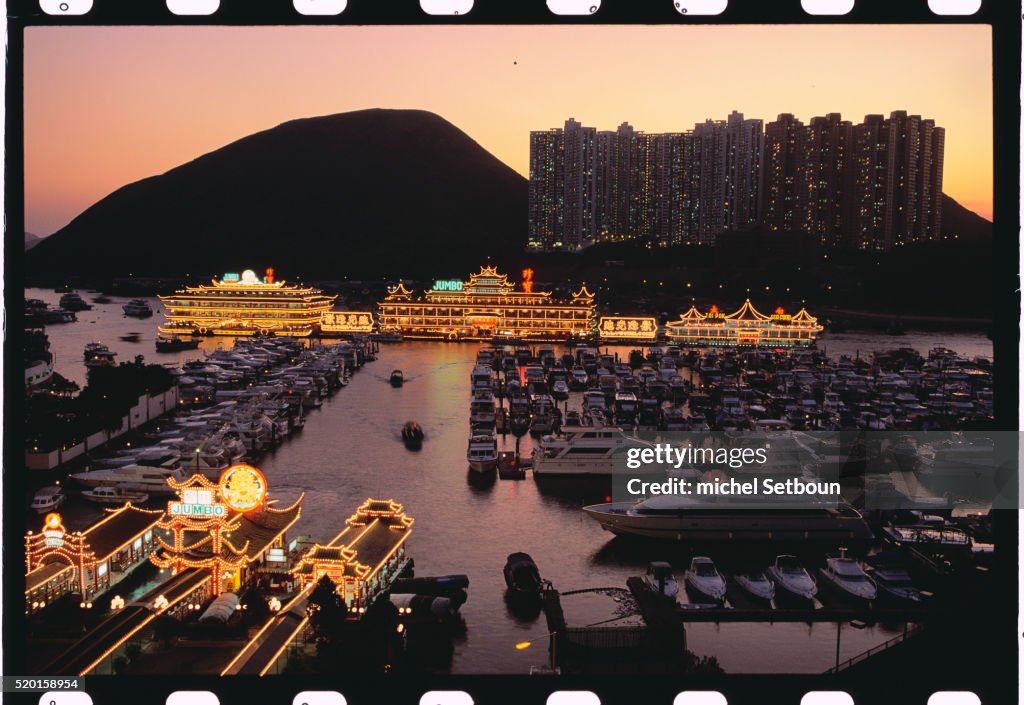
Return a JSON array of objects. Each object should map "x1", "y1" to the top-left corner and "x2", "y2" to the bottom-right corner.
[{"x1": 823, "y1": 623, "x2": 924, "y2": 674}]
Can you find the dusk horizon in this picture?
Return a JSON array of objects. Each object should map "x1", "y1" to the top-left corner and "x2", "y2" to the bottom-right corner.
[{"x1": 24, "y1": 25, "x2": 993, "y2": 236}]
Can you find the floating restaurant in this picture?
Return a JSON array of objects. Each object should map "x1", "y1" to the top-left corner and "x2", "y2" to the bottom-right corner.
[
  {"x1": 665, "y1": 300, "x2": 823, "y2": 347},
  {"x1": 25, "y1": 506, "x2": 163, "y2": 614},
  {"x1": 377, "y1": 265, "x2": 596, "y2": 341},
  {"x1": 150, "y1": 465, "x2": 303, "y2": 599},
  {"x1": 222, "y1": 497, "x2": 414, "y2": 676},
  {"x1": 159, "y1": 268, "x2": 336, "y2": 337}
]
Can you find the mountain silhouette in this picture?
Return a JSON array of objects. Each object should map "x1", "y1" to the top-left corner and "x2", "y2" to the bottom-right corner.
[{"x1": 26, "y1": 109, "x2": 528, "y2": 279}]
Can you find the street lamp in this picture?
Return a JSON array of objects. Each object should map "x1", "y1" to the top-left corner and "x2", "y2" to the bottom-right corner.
[{"x1": 514, "y1": 631, "x2": 560, "y2": 674}]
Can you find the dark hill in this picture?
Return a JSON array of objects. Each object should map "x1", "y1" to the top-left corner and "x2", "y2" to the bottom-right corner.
[
  {"x1": 26, "y1": 109, "x2": 528, "y2": 279},
  {"x1": 941, "y1": 194, "x2": 992, "y2": 239}
]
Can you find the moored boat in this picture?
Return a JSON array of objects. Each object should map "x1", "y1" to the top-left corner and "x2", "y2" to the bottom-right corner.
[
  {"x1": 734, "y1": 569, "x2": 776, "y2": 602},
  {"x1": 503, "y1": 552, "x2": 544, "y2": 594},
  {"x1": 467, "y1": 433, "x2": 498, "y2": 473},
  {"x1": 82, "y1": 486, "x2": 150, "y2": 505},
  {"x1": 642, "y1": 561, "x2": 679, "y2": 600},
  {"x1": 123, "y1": 298, "x2": 154, "y2": 318},
  {"x1": 30, "y1": 486, "x2": 66, "y2": 514},
  {"x1": 59, "y1": 292, "x2": 92, "y2": 311},
  {"x1": 766, "y1": 555, "x2": 818, "y2": 601},
  {"x1": 817, "y1": 548, "x2": 876, "y2": 601},
  {"x1": 155, "y1": 334, "x2": 201, "y2": 352},
  {"x1": 684, "y1": 556, "x2": 727, "y2": 602}
]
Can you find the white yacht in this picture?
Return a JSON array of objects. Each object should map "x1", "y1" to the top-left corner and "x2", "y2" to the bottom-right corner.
[
  {"x1": 70, "y1": 465, "x2": 187, "y2": 496},
  {"x1": 684, "y1": 556, "x2": 726, "y2": 602},
  {"x1": 467, "y1": 433, "x2": 498, "y2": 473},
  {"x1": 766, "y1": 555, "x2": 818, "y2": 601},
  {"x1": 867, "y1": 563, "x2": 922, "y2": 603},
  {"x1": 470, "y1": 390, "x2": 497, "y2": 428},
  {"x1": 818, "y1": 549, "x2": 876, "y2": 601},
  {"x1": 123, "y1": 298, "x2": 154, "y2": 318},
  {"x1": 82, "y1": 486, "x2": 150, "y2": 505},
  {"x1": 532, "y1": 425, "x2": 654, "y2": 478},
  {"x1": 31, "y1": 486, "x2": 66, "y2": 514},
  {"x1": 583, "y1": 496, "x2": 873, "y2": 541},
  {"x1": 734, "y1": 570, "x2": 776, "y2": 602}
]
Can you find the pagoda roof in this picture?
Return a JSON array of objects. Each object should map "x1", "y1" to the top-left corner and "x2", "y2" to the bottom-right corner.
[
  {"x1": 81, "y1": 503, "x2": 165, "y2": 562},
  {"x1": 790, "y1": 307, "x2": 818, "y2": 323},
  {"x1": 571, "y1": 285, "x2": 595, "y2": 300},
  {"x1": 675, "y1": 305, "x2": 706, "y2": 322},
  {"x1": 726, "y1": 299, "x2": 770, "y2": 322}
]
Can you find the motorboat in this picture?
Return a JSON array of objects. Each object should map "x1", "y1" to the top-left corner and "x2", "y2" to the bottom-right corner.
[
  {"x1": 509, "y1": 412, "x2": 530, "y2": 437},
  {"x1": 532, "y1": 425, "x2": 655, "y2": 478},
  {"x1": 59, "y1": 292, "x2": 92, "y2": 311},
  {"x1": 684, "y1": 557, "x2": 726, "y2": 602},
  {"x1": 642, "y1": 561, "x2": 679, "y2": 600},
  {"x1": 766, "y1": 555, "x2": 818, "y2": 601},
  {"x1": 92, "y1": 293, "x2": 113, "y2": 304},
  {"x1": 734, "y1": 570, "x2": 776, "y2": 602},
  {"x1": 865, "y1": 553, "x2": 922, "y2": 603},
  {"x1": 123, "y1": 298, "x2": 154, "y2": 318},
  {"x1": 467, "y1": 433, "x2": 498, "y2": 473},
  {"x1": 470, "y1": 390, "x2": 497, "y2": 428},
  {"x1": 497, "y1": 450, "x2": 526, "y2": 479},
  {"x1": 551, "y1": 379, "x2": 570, "y2": 401},
  {"x1": 82, "y1": 486, "x2": 150, "y2": 505},
  {"x1": 583, "y1": 496, "x2": 873, "y2": 542},
  {"x1": 30, "y1": 486, "x2": 65, "y2": 514},
  {"x1": 401, "y1": 421, "x2": 425, "y2": 449},
  {"x1": 503, "y1": 552, "x2": 544, "y2": 594},
  {"x1": 156, "y1": 335, "x2": 201, "y2": 352},
  {"x1": 83, "y1": 342, "x2": 117, "y2": 369},
  {"x1": 390, "y1": 369, "x2": 405, "y2": 387},
  {"x1": 70, "y1": 465, "x2": 187, "y2": 496},
  {"x1": 470, "y1": 365, "x2": 494, "y2": 392},
  {"x1": 119, "y1": 332, "x2": 141, "y2": 343},
  {"x1": 818, "y1": 548, "x2": 876, "y2": 601},
  {"x1": 570, "y1": 366, "x2": 589, "y2": 390}
]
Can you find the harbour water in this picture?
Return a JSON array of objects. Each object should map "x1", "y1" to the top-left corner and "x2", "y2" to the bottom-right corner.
[{"x1": 25, "y1": 288, "x2": 993, "y2": 674}]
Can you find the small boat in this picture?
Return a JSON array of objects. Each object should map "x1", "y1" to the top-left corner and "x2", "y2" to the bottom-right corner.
[
  {"x1": 684, "y1": 556, "x2": 726, "y2": 602},
  {"x1": 401, "y1": 421, "x2": 424, "y2": 449},
  {"x1": 734, "y1": 569, "x2": 776, "y2": 602},
  {"x1": 467, "y1": 433, "x2": 498, "y2": 473},
  {"x1": 642, "y1": 561, "x2": 679, "y2": 600},
  {"x1": 509, "y1": 412, "x2": 530, "y2": 437},
  {"x1": 83, "y1": 342, "x2": 117, "y2": 369},
  {"x1": 82, "y1": 486, "x2": 150, "y2": 505},
  {"x1": 818, "y1": 548, "x2": 876, "y2": 601},
  {"x1": 155, "y1": 334, "x2": 201, "y2": 352},
  {"x1": 503, "y1": 552, "x2": 544, "y2": 594},
  {"x1": 119, "y1": 332, "x2": 141, "y2": 343},
  {"x1": 372, "y1": 332, "x2": 404, "y2": 343},
  {"x1": 30, "y1": 486, "x2": 65, "y2": 514},
  {"x1": 865, "y1": 554, "x2": 922, "y2": 603},
  {"x1": 766, "y1": 555, "x2": 818, "y2": 601},
  {"x1": 59, "y1": 292, "x2": 92, "y2": 311},
  {"x1": 92, "y1": 294, "x2": 112, "y2": 304},
  {"x1": 497, "y1": 450, "x2": 526, "y2": 479},
  {"x1": 551, "y1": 379, "x2": 569, "y2": 401},
  {"x1": 390, "y1": 370, "x2": 404, "y2": 387},
  {"x1": 123, "y1": 299, "x2": 154, "y2": 318}
]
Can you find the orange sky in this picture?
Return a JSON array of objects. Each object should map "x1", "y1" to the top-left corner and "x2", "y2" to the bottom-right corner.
[{"x1": 23, "y1": 25, "x2": 993, "y2": 236}]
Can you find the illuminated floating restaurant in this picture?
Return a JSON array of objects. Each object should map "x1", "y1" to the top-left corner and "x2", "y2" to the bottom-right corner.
[
  {"x1": 159, "y1": 268, "x2": 336, "y2": 337},
  {"x1": 25, "y1": 506, "x2": 163, "y2": 615},
  {"x1": 377, "y1": 265, "x2": 596, "y2": 341},
  {"x1": 665, "y1": 300, "x2": 823, "y2": 347},
  {"x1": 222, "y1": 498, "x2": 414, "y2": 676}
]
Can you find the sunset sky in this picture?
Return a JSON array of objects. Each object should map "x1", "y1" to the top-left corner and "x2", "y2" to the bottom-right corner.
[{"x1": 24, "y1": 25, "x2": 993, "y2": 236}]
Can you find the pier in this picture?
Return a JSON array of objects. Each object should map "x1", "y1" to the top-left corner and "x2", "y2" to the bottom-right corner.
[{"x1": 222, "y1": 498, "x2": 413, "y2": 676}]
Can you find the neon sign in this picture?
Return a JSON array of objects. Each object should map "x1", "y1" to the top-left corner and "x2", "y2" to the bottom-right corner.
[
  {"x1": 170, "y1": 488, "x2": 227, "y2": 517},
  {"x1": 223, "y1": 273, "x2": 240, "y2": 282},
  {"x1": 219, "y1": 464, "x2": 268, "y2": 513},
  {"x1": 522, "y1": 268, "x2": 535, "y2": 294},
  {"x1": 599, "y1": 317, "x2": 658, "y2": 340},
  {"x1": 433, "y1": 280, "x2": 464, "y2": 292}
]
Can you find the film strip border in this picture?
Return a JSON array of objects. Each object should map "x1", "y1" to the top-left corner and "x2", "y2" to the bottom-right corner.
[{"x1": 4, "y1": 0, "x2": 1013, "y2": 22}]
